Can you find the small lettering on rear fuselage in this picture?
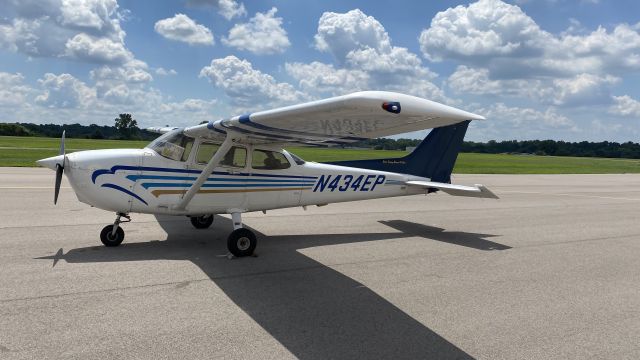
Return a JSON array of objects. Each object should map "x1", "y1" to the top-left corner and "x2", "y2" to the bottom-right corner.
[{"x1": 312, "y1": 174, "x2": 386, "y2": 192}]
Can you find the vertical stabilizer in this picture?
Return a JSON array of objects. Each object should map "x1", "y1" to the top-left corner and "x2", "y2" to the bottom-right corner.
[{"x1": 330, "y1": 120, "x2": 470, "y2": 183}]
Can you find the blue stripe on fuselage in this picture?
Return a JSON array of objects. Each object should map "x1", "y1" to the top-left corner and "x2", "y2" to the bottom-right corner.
[
  {"x1": 140, "y1": 182, "x2": 314, "y2": 189},
  {"x1": 92, "y1": 165, "x2": 318, "y2": 183},
  {"x1": 125, "y1": 174, "x2": 319, "y2": 183}
]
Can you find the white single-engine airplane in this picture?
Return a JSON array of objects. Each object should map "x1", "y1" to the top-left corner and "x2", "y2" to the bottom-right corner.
[{"x1": 37, "y1": 91, "x2": 497, "y2": 257}]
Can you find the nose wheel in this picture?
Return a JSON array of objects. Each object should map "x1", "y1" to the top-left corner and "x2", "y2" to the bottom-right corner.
[
  {"x1": 100, "y1": 225, "x2": 124, "y2": 246},
  {"x1": 100, "y1": 213, "x2": 129, "y2": 247}
]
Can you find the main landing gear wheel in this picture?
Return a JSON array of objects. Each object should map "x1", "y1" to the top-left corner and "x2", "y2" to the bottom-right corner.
[
  {"x1": 190, "y1": 215, "x2": 214, "y2": 229},
  {"x1": 100, "y1": 225, "x2": 124, "y2": 247},
  {"x1": 227, "y1": 228, "x2": 256, "y2": 257}
]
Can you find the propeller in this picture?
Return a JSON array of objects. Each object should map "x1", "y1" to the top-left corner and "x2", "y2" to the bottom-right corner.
[{"x1": 54, "y1": 131, "x2": 66, "y2": 205}]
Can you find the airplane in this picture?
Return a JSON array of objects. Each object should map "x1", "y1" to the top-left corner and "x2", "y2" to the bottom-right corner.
[{"x1": 36, "y1": 91, "x2": 498, "y2": 258}]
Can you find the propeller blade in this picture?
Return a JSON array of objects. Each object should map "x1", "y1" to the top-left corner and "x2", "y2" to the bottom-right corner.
[
  {"x1": 54, "y1": 163, "x2": 63, "y2": 205},
  {"x1": 59, "y1": 130, "x2": 65, "y2": 155},
  {"x1": 54, "y1": 130, "x2": 66, "y2": 205}
]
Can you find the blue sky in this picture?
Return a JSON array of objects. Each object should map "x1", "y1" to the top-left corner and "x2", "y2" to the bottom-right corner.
[{"x1": 1, "y1": 0, "x2": 639, "y2": 141}]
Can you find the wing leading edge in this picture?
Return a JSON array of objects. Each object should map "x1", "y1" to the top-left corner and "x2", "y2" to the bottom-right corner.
[{"x1": 184, "y1": 91, "x2": 484, "y2": 145}]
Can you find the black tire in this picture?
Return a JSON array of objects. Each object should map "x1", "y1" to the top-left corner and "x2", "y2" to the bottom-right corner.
[
  {"x1": 190, "y1": 215, "x2": 214, "y2": 229},
  {"x1": 227, "y1": 228, "x2": 256, "y2": 257},
  {"x1": 100, "y1": 225, "x2": 124, "y2": 247}
]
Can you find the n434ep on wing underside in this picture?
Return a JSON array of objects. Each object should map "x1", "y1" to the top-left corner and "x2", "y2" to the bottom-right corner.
[{"x1": 37, "y1": 91, "x2": 498, "y2": 257}]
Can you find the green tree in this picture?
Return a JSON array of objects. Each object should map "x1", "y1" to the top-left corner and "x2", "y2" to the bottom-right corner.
[
  {"x1": 0, "y1": 123, "x2": 32, "y2": 136},
  {"x1": 114, "y1": 113, "x2": 138, "y2": 139}
]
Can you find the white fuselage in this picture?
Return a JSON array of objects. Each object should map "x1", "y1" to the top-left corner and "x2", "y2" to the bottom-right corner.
[{"x1": 62, "y1": 142, "x2": 427, "y2": 216}]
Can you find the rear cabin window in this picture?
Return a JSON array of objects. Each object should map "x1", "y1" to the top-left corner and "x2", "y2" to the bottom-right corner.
[
  {"x1": 196, "y1": 143, "x2": 246, "y2": 168},
  {"x1": 148, "y1": 131, "x2": 194, "y2": 161},
  {"x1": 252, "y1": 149, "x2": 291, "y2": 170}
]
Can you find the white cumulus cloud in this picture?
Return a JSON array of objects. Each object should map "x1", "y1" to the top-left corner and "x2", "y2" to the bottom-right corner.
[
  {"x1": 610, "y1": 95, "x2": 640, "y2": 117},
  {"x1": 217, "y1": 0, "x2": 246, "y2": 20},
  {"x1": 222, "y1": 8, "x2": 290, "y2": 55},
  {"x1": 0, "y1": 0, "x2": 133, "y2": 64},
  {"x1": 187, "y1": 0, "x2": 246, "y2": 20},
  {"x1": 314, "y1": 9, "x2": 391, "y2": 63},
  {"x1": 285, "y1": 62, "x2": 368, "y2": 95},
  {"x1": 160, "y1": 98, "x2": 217, "y2": 113},
  {"x1": 448, "y1": 66, "x2": 619, "y2": 106},
  {"x1": 154, "y1": 14, "x2": 214, "y2": 46},
  {"x1": 419, "y1": 0, "x2": 640, "y2": 78},
  {"x1": 0, "y1": 72, "x2": 36, "y2": 107},
  {"x1": 64, "y1": 33, "x2": 134, "y2": 64},
  {"x1": 155, "y1": 67, "x2": 177, "y2": 76},
  {"x1": 199, "y1": 55, "x2": 304, "y2": 108},
  {"x1": 469, "y1": 103, "x2": 578, "y2": 141},
  {"x1": 35, "y1": 73, "x2": 96, "y2": 108},
  {"x1": 290, "y1": 9, "x2": 448, "y2": 103}
]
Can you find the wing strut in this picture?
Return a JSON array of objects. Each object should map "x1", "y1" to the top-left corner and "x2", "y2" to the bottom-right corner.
[{"x1": 173, "y1": 135, "x2": 235, "y2": 210}]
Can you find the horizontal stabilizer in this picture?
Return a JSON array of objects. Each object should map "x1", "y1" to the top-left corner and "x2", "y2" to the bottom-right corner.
[{"x1": 406, "y1": 181, "x2": 499, "y2": 199}]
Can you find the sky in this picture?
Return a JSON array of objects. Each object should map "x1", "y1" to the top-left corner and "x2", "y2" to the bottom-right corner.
[{"x1": 1, "y1": 0, "x2": 639, "y2": 142}]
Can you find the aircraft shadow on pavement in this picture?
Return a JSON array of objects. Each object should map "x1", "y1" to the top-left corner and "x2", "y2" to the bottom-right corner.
[
  {"x1": 38, "y1": 215, "x2": 487, "y2": 360},
  {"x1": 380, "y1": 220, "x2": 510, "y2": 251}
]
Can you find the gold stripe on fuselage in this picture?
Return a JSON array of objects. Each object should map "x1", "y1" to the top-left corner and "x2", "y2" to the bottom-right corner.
[{"x1": 150, "y1": 187, "x2": 311, "y2": 197}]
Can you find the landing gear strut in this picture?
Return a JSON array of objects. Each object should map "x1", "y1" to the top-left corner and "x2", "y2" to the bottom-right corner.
[
  {"x1": 226, "y1": 212, "x2": 256, "y2": 257},
  {"x1": 100, "y1": 213, "x2": 129, "y2": 247},
  {"x1": 190, "y1": 214, "x2": 214, "y2": 229}
]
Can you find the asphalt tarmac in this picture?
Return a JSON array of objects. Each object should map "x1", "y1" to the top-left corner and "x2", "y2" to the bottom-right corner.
[{"x1": 1, "y1": 167, "x2": 639, "y2": 359}]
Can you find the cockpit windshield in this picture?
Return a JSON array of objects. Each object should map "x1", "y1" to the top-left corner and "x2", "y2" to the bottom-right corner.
[{"x1": 147, "y1": 129, "x2": 194, "y2": 161}]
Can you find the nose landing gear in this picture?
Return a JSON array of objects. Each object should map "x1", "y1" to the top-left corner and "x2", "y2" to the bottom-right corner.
[{"x1": 100, "y1": 213, "x2": 129, "y2": 247}]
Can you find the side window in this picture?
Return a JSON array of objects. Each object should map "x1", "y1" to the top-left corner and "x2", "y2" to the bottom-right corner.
[
  {"x1": 180, "y1": 139, "x2": 194, "y2": 162},
  {"x1": 196, "y1": 143, "x2": 246, "y2": 168},
  {"x1": 221, "y1": 146, "x2": 247, "y2": 168},
  {"x1": 252, "y1": 149, "x2": 291, "y2": 170},
  {"x1": 196, "y1": 143, "x2": 219, "y2": 164}
]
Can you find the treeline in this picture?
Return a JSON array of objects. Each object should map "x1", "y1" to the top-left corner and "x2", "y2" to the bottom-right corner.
[
  {"x1": 0, "y1": 122, "x2": 157, "y2": 140},
  {"x1": 461, "y1": 140, "x2": 640, "y2": 159},
  {"x1": 354, "y1": 138, "x2": 422, "y2": 150},
  {"x1": 2, "y1": 122, "x2": 640, "y2": 159},
  {"x1": 349, "y1": 138, "x2": 640, "y2": 159}
]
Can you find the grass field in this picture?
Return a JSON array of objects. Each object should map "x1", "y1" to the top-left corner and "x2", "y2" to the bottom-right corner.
[{"x1": 1, "y1": 135, "x2": 639, "y2": 174}]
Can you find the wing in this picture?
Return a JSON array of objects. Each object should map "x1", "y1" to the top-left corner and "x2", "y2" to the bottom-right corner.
[
  {"x1": 406, "y1": 180, "x2": 499, "y2": 199},
  {"x1": 184, "y1": 91, "x2": 484, "y2": 146},
  {"x1": 146, "y1": 126, "x2": 179, "y2": 135}
]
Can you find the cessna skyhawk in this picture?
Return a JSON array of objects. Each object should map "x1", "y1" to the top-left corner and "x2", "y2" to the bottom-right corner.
[{"x1": 37, "y1": 91, "x2": 497, "y2": 257}]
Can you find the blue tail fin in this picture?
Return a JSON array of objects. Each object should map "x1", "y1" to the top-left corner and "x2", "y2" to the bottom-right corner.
[{"x1": 330, "y1": 120, "x2": 470, "y2": 183}]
